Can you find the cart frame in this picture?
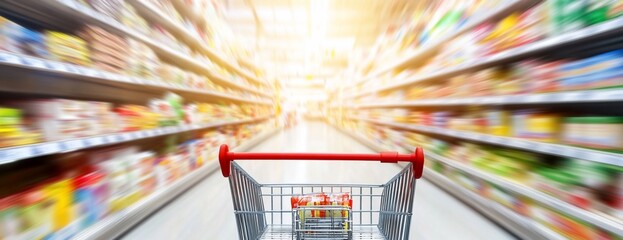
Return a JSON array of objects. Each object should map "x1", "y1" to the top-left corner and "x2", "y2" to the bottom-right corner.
[{"x1": 219, "y1": 144, "x2": 424, "y2": 240}]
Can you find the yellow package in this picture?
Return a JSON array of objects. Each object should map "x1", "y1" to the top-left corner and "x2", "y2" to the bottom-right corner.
[{"x1": 42, "y1": 179, "x2": 76, "y2": 230}]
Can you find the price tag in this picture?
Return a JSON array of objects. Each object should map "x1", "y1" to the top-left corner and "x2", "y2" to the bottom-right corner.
[
  {"x1": 601, "y1": 154, "x2": 622, "y2": 166},
  {"x1": 83, "y1": 68, "x2": 99, "y2": 77},
  {"x1": 113, "y1": 133, "x2": 125, "y2": 142},
  {"x1": 33, "y1": 143, "x2": 59, "y2": 155},
  {"x1": 145, "y1": 130, "x2": 156, "y2": 137},
  {"x1": 122, "y1": 132, "x2": 134, "y2": 140},
  {"x1": 127, "y1": 77, "x2": 139, "y2": 84},
  {"x1": 482, "y1": 135, "x2": 496, "y2": 143},
  {"x1": 0, "y1": 147, "x2": 32, "y2": 162},
  {"x1": 21, "y1": 57, "x2": 46, "y2": 69},
  {"x1": 170, "y1": 126, "x2": 180, "y2": 133},
  {"x1": 61, "y1": 140, "x2": 83, "y2": 151},
  {"x1": 538, "y1": 144, "x2": 559, "y2": 153},
  {"x1": 0, "y1": 52, "x2": 21, "y2": 65},
  {"x1": 85, "y1": 137, "x2": 104, "y2": 146},
  {"x1": 513, "y1": 140, "x2": 537, "y2": 149},
  {"x1": 104, "y1": 135, "x2": 117, "y2": 143},
  {"x1": 47, "y1": 61, "x2": 68, "y2": 72}
]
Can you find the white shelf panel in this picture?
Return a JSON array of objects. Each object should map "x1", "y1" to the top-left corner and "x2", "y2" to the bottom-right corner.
[
  {"x1": 331, "y1": 123, "x2": 562, "y2": 239},
  {"x1": 44, "y1": 0, "x2": 269, "y2": 95},
  {"x1": 351, "y1": 118, "x2": 623, "y2": 167},
  {"x1": 423, "y1": 151, "x2": 623, "y2": 236},
  {"x1": 425, "y1": 169, "x2": 567, "y2": 240},
  {"x1": 344, "y1": 89, "x2": 623, "y2": 108},
  {"x1": 72, "y1": 127, "x2": 282, "y2": 240},
  {"x1": 0, "y1": 116, "x2": 273, "y2": 165},
  {"x1": 131, "y1": 0, "x2": 269, "y2": 88},
  {"x1": 350, "y1": 0, "x2": 540, "y2": 88},
  {"x1": 345, "y1": 16, "x2": 623, "y2": 99},
  {"x1": 0, "y1": 51, "x2": 271, "y2": 105}
]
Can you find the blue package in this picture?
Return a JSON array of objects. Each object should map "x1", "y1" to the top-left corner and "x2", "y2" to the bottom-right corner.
[{"x1": 18, "y1": 28, "x2": 50, "y2": 58}]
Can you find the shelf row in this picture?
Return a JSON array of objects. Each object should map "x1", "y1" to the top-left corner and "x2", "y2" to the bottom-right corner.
[
  {"x1": 344, "y1": 15, "x2": 623, "y2": 99},
  {"x1": 337, "y1": 89, "x2": 623, "y2": 108},
  {"x1": 421, "y1": 151, "x2": 623, "y2": 236},
  {"x1": 26, "y1": 0, "x2": 268, "y2": 96},
  {"x1": 331, "y1": 124, "x2": 562, "y2": 239},
  {"x1": 0, "y1": 116, "x2": 273, "y2": 165},
  {"x1": 130, "y1": 0, "x2": 268, "y2": 87},
  {"x1": 333, "y1": 123, "x2": 619, "y2": 238},
  {"x1": 72, "y1": 127, "x2": 282, "y2": 240},
  {"x1": 345, "y1": 0, "x2": 541, "y2": 88},
  {"x1": 423, "y1": 167, "x2": 567, "y2": 240},
  {"x1": 0, "y1": 50, "x2": 271, "y2": 105},
  {"x1": 348, "y1": 117, "x2": 622, "y2": 167}
]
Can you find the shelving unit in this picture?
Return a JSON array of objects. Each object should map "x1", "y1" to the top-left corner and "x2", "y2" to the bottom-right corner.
[
  {"x1": 128, "y1": 0, "x2": 270, "y2": 89},
  {"x1": 1, "y1": 0, "x2": 269, "y2": 99},
  {"x1": 344, "y1": 0, "x2": 542, "y2": 89},
  {"x1": 330, "y1": 123, "x2": 562, "y2": 240},
  {"x1": 344, "y1": 15, "x2": 623, "y2": 100},
  {"x1": 0, "y1": 50, "x2": 271, "y2": 104},
  {"x1": 348, "y1": 117, "x2": 623, "y2": 166},
  {"x1": 330, "y1": 1, "x2": 623, "y2": 236},
  {"x1": 0, "y1": 116, "x2": 273, "y2": 165},
  {"x1": 420, "y1": 151, "x2": 623, "y2": 236},
  {"x1": 0, "y1": 1, "x2": 278, "y2": 239},
  {"x1": 71, "y1": 127, "x2": 282, "y2": 240},
  {"x1": 341, "y1": 89, "x2": 623, "y2": 108}
]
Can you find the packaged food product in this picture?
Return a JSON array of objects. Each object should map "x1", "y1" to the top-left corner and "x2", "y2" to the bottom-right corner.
[
  {"x1": 548, "y1": 0, "x2": 587, "y2": 34},
  {"x1": 562, "y1": 116, "x2": 623, "y2": 151},
  {"x1": 486, "y1": 109, "x2": 511, "y2": 136},
  {"x1": 42, "y1": 179, "x2": 76, "y2": 231},
  {"x1": 17, "y1": 28, "x2": 49, "y2": 59},
  {"x1": 531, "y1": 204, "x2": 596, "y2": 239},
  {"x1": 46, "y1": 31, "x2": 91, "y2": 66},
  {"x1": 72, "y1": 171, "x2": 107, "y2": 229},
  {"x1": 512, "y1": 110, "x2": 560, "y2": 142},
  {"x1": 558, "y1": 50, "x2": 623, "y2": 90},
  {"x1": 585, "y1": 0, "x2": 623, "y2": 25},
  {"x1": 0, "y1": 195, "x2": 20, "y2": 239},
  {"x1": 79, "y1": 25, "x2": 128, "y2": 73},
  {"x1": 291, "y1": 193, "x2": 352, "y2": 219},
  {"x1": 0, "y1": 16, "x2": 24, "y2": 53}
]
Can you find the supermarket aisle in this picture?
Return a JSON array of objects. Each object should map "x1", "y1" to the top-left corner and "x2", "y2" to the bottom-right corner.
[{"x1": 123, "y1": 120, "x2": 514, "y2": 240}]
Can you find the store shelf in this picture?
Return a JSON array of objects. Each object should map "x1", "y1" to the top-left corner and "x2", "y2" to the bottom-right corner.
[
  {"x1": 129, "y1": 0, "x2": 269, "y2": 88},
  {"x1": 349, "y1": 117, "x2": 623, "y2": 167},
  {"x1": 342, "y1": 89, "x2": 623, "y2": 108},
  {"x1": 72, "y1": 127, "x2": 282, "y2": 240},
  {"x1": 424, "y1": 169, "x2": 565, "y2": 240},
  {"x1": 0, "y1": 116, "x2": 273, "y2": 165},
  {"x1": 330, "y1": 123, "x2": 561, "y2": 239},
  {"x1": 0, "y1": 50, "x2": 271, "y2": 105},
  {"x1": 8, "y1": 0, "x2": 268, "y2": 95},
  {"x1": 346, "y1": 0, "x2": 542, "y2": 88},
  {"x1": 346, "y1": 15, "x2": 623, "y2": 99},
  {"x1": 422, "y1": 151, "x2": 623, "y2": 236}
]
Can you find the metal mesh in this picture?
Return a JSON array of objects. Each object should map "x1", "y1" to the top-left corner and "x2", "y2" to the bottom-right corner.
[{"x1": 229, "y1": 162, "x2": 416, "y2": 240}]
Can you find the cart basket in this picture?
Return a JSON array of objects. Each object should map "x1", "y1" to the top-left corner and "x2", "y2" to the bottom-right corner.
[{"x1": 219, "y1": 144, "x2": 424, "y2": 240}]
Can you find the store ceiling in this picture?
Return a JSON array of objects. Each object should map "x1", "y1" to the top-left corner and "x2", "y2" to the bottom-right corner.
[{"x1": 222, "y1": 0, "x2": 417, "y2": 80}]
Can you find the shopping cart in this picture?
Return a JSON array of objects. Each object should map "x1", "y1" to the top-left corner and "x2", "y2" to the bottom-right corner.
[{"x1": 219, "y1": 144, "x2": 424, "y2": 240}]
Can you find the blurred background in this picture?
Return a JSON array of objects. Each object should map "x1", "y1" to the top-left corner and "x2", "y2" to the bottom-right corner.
[{"x1": 0, "y1": 0, "x2": 621, "y2": 239}]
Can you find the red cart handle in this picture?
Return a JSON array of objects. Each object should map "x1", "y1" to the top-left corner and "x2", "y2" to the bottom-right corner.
[{"x1": 219, "y1": 144, "x2": 424, "y2": 179}]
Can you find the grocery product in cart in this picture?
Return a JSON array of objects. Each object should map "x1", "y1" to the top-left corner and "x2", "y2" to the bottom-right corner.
[{"x1": 219, "y1": 144, "x2": 424, "y2": 240}]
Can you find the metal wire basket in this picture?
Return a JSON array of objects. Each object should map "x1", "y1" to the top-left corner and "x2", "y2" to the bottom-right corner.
[{"x1": 219, "y1": 144, "x2": 424, "y2": 240}]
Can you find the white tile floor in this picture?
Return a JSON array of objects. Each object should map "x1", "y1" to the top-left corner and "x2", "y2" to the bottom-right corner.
[{"x1": 122, "y1": 121, "x2": 515, "y2": 240}]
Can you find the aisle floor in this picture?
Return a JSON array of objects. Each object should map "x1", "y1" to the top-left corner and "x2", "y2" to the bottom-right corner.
[{"x1": 123, "y1": 121, "x2": 515, "y2": 240}]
